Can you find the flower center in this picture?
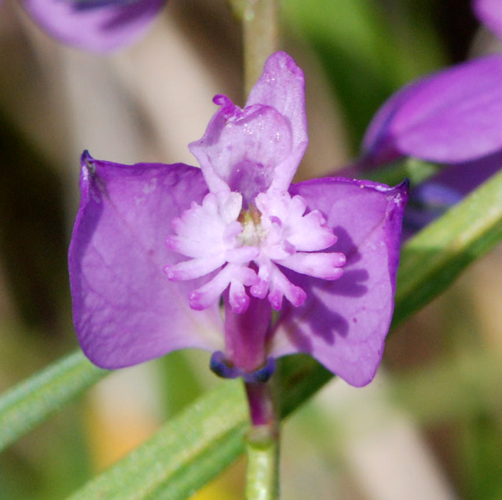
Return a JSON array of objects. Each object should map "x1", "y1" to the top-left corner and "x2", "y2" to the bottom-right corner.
[
  {"x1": 237, "y1": 208, "x2": 266, "y2": 247},
  {"x1": 164, "y1": 190, "x2": 346, "y2": 313}
]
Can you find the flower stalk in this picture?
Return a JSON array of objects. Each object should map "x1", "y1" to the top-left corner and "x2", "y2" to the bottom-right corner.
[
  {"x1": 229, "y1": 1, "x2": 281, "y2": 493},
  {"x1": 243, "y1": 0, "x2": 280, "y2": 95},
  {"x1": 230, "y1": 0, "x2": 280, "y2": 96},
  {"x1": 245, "y1": 382, "x2": 279, "y2": 500},
  {"x1": 245, "y1": 428, "x2": 279, "y2": 500},
  {"x1": 237, "y1": 302, "x2": 279, "y2": 498}
]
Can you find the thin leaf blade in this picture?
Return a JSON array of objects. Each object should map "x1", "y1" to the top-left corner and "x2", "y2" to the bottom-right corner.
[{"x1": 0, "y1": 351, "x2": 108, "y2": 452}]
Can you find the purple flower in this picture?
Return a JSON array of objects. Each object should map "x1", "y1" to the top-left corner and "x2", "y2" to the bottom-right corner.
[
  {"x1": 362, "y1": 55, "x2": 502, "y2": 167},
  {"x1": 357, "y1": 0, "x2": 502, "y2": 232},
  {"x1": 21, "y1": 0, "x2": 167, "y2": 52},
  {"x1": 69, "y1": 52, "x2": 408, "y2": 387}
]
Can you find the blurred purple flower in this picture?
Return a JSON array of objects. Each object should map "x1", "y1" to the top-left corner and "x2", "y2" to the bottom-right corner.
[
  {"x1": 475, "y1": 0, "x2": 502, "y2": 40},
  {"x1": 362, "y1": 56, "x2": 502, "y2": 168},
  {"x1": 357, "y1": 0, "x2": 502, "y2": 233},
  {"x1": 69, "y1": 52, "x2": 408, "y2": 387},
  {"x1": 21, "y1": 0, "x2": 166, "y2": 52}
]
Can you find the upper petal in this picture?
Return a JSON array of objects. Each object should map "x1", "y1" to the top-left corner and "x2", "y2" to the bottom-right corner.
[
  {"x1": 189, "y1": 51, "x2": 308, "y2": 199},
  {"x1": 475, "y1": 0, "x2": 502, "y2": 41},
  {"x1": 69, "y1": 152, "x2": 223, "y2": 369},
  {"x1": 189, "y1": 96, "x2": 294, "y2": 201},
  {"x1": 270, "y1": 178, "x2": 408, "y2": 387},
  {"x1": 363, "y1": 56, "x2": 502, "y2": 165},
  {"x1": 247, "y1": 51, "x2": 308, "y2": 192},
  {"x1": 21, "y1": 0, "x2": 166, "y2": 52}
]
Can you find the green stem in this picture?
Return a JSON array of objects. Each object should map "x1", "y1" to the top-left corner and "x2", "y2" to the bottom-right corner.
[
  {"x1": 245, "y1": 420, "x2": 280, "y2": 499},
  {"x1": 230, "y1": 0, "x2": 280, "y2": 97},
  {"x1": 243, "y1": 0, "x2": 280, "y2": 95},
  {"x1": 244, "y1": 381, "x2": 280, "y2": 499},
  {"x1": 235, "y1": 0, "x2": 281, "y2": 492}
]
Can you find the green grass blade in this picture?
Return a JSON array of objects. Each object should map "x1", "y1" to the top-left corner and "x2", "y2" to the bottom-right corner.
[
  {"x1": 67, "y1": 379, "x2": 248, "y2": 500},
  {"x1": 0, "y1": 350, "x2": 108, "y2": 452}
]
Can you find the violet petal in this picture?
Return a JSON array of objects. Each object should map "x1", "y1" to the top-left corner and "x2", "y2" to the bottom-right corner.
[
  {"x1": 247, "y1": 51, "x2": 309, "y2": 193},
  {"x1": 69, "y1": 152, "x2": 223, "y2": 369},
  {"x1": 363, "y1": 56, "x2": 502, "y2": 165},
  {"x1": 361, "y1": 78, "x2": 425, "y2": 167},
  {"x1": 271, "y1": 178, "x2": 408, "y2": 387},
  {"x1": 21, "y1": 0, "x2": 166, "y2": 52}
]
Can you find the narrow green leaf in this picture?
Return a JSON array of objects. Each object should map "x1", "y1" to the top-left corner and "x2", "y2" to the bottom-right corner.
[
  {"x1": 67, "y1": 380, "x2": 248, "y2": 500},
  {"x1": 65, "y1": 167, "x2": 502, "y2": 499},
  {"x1": 63, "y1": 360, "x2": 329, "y2": 500},
  {"x1": 0, "y1": 350, "x2": 108, "y2": 452}
]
